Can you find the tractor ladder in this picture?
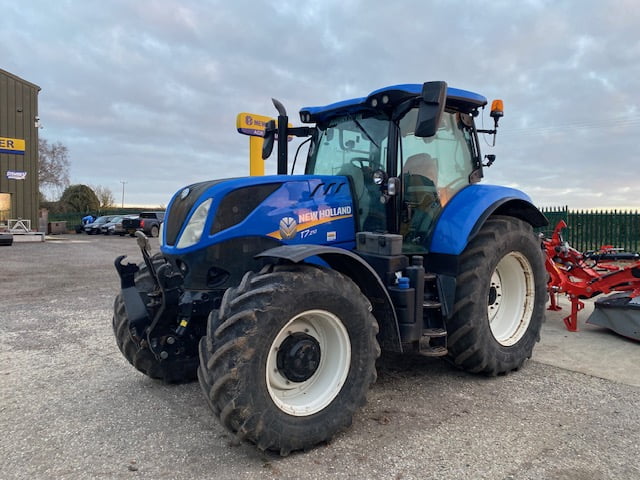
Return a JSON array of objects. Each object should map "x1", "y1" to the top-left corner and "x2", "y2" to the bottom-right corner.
[{"x1": 409, "y1": 257, "x2": 448, "y2": 357}]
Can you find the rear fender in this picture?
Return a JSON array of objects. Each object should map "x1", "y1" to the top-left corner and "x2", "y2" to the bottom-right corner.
[
  {"x1": 430, "y1": 184, "x2": 547, "y2": 256},
  {"x1": 257, "y1": 244, "x2": 403, "y2": 352}
]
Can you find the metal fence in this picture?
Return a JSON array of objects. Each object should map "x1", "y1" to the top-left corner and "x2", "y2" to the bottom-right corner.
[{"x1": 539, "y1": 206, "x2": 640, "y2": 253}]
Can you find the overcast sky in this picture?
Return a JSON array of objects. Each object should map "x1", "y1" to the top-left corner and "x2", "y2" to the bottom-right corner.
[{"x1": 2, "y1": 0, "x2": 639, "y2": 209}]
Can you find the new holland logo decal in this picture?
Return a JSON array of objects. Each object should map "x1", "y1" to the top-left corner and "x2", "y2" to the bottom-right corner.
[
  {"x1": 279, "y1": 217, "x2": 298, "y2": 240},
  {"x1": 268, "y1": 206, "x2": 353, "y2": 240}
]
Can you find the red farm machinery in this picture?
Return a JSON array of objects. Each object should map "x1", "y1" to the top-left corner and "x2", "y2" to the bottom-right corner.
[{"x1": 543, "y1": 220, "x2": 640, "y2": 340}]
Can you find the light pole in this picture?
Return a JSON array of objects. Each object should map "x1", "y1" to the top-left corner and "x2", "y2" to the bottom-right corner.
[{"x1": 120, "y1": 180, "x2": 127, "y2": 209}]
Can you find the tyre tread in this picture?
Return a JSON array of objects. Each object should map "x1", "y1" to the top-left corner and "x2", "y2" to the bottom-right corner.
[
  {"x1": 198, "y1": 264, "x2": 379, "y2": 454},
  {"x1": 446, "y1": 216, "x2": 546, "y2": 376}
]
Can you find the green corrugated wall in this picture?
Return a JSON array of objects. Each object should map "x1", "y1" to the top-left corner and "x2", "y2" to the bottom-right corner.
[{"x1": 0, "y1": 69, "x2": 41, "y2": 229}]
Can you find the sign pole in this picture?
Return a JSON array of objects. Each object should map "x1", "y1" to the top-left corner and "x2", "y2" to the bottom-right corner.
[{"x1": 248, "y1": 136, "x2": 264, "y2": 176}]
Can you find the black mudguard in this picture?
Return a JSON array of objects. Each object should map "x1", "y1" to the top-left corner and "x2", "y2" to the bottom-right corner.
[{"x1": 257, "y1": 244, "x2": 403, "y2": 352}]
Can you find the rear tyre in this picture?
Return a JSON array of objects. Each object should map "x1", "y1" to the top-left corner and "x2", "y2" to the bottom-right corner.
[
  {"x1": 198, "y1": 264, "x2": 380, "y2": 454},
  {"x1": 150, "y1": 225, "x2": 159, "y2": 238},
  {"x1": 112, "y1": 255, "x2": 198, "y2": 383},
  {"x1": 446, "y1": 216, "x2": 546, "y2": 375}
]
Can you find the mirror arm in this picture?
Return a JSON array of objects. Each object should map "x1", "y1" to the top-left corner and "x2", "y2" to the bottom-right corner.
[{"x1": 288, "y1": 127, "x2": 314, "y2": 137}]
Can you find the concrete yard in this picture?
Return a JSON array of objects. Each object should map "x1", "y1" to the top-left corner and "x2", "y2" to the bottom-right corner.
[{"x1": 1, "y1": 235, "x2": 639, "y2": 479}]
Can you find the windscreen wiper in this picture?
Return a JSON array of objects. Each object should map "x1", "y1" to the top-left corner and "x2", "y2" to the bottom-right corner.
[{"x1": 353, "y1": 118, "x2": 379, "y2": 149}]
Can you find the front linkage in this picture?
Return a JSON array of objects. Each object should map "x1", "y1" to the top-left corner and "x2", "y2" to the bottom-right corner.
[{"x1": 113, "y1": 233, "x2": 212, "y2": 380}]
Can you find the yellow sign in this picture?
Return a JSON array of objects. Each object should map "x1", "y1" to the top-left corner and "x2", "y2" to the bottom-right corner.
[
  {"x1": 0, "y1": 137, "x2": 25, "y2": 155},
  {"x1": 236, "y1": 112, "x2": 273, "y2": 137}
]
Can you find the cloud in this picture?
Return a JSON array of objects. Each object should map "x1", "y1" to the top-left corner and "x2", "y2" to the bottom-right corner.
[{"x1": 1, "y1": 0, "x2": 638, "y2": 209}]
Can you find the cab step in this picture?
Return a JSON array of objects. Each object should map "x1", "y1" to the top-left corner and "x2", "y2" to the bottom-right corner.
[
  {"x1": 417, "y1": 345, "x2": 448, "y2": 357},
  {"x1": 422, "y1": 328, "x2": 446, "y2": 338},
  {"x1": 418, "y1": 329, "x2": 448, "y2": 357},
  {"x1": 423, "y1": 300, "x2": 442, "y2": 309}
]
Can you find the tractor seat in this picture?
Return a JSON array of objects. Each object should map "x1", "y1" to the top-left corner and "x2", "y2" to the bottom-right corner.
[{"x1": 403, "y1": 153, "x2": 439, "y2": 206}]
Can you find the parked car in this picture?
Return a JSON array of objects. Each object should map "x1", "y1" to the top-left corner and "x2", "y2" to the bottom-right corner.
[
  {"x1": 75, "y1": 214, "x2": 97, "y2": 234},
  {"x1": 0, "y1": 231, "x2": 13, "y2": 246},
  {"x1": 84, "y1": 216, "x2": 114, "y2": 235},
  {"x1": 122, "y1": 211, "x2": 165, "y2": 237},
  {"x1": 99, "y1": 216, "x2": 125, "y2": 235},
  {"x1": 113, "y1": 215, "x2": 138, "y2": 236}
]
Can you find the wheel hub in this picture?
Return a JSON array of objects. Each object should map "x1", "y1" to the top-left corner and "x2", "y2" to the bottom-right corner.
[
  {"x1": 488, "y1": 285, "x2": 499, "y2": 307},
  {"x1": 276, "y1": 332, "x2": 321, "y2": 382}
]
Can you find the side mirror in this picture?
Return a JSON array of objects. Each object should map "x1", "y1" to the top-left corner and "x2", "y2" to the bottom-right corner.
[
  {"x1": 415, "y1": 81, "x2": 447, "y2": 138},
  {"x1": 262, "y1": 120, "x2": 276, "y2": 159}
]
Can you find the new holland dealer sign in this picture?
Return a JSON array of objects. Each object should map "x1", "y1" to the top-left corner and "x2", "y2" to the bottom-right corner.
[{"x1": 0, "y1": 136, "x2": 26, "y2": 155}]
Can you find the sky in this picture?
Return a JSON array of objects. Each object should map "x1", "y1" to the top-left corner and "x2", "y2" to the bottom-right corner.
[{"x1": 2, "y1": 0, "x2": 639, "y2": 209}]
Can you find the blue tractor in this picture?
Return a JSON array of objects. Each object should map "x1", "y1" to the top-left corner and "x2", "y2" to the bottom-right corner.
[{"x1": 113, "y1": 81, "x2": 547, "y2": 454}]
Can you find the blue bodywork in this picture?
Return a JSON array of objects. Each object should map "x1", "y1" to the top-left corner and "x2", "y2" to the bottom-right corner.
[
  {"x1": 161, "y1": 175, "x2": 358, "y2": 255},
  {"x1": 162, "y1": 178, "x2": 544, "y2": 259},
  {"x1": 429, "y1": 184, "x2": 537, "y2": 255}
]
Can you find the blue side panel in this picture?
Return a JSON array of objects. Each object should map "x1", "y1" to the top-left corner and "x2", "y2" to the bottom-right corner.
[
  {"x1": 162, "y1": 175, "x2": 357, "y2": 255},
  {"x1": 429, "y1": 184, "x2": 534, "y2": 255}
]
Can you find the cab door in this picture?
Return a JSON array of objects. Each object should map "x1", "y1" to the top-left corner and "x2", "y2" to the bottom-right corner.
[{"x1": 397, "y1": 111, "x2": 478, "y2": 253}]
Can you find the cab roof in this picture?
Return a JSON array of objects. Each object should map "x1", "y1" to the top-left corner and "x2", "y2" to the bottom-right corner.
[{"x1": 300, "y1": 83, "x2": 487, "y2": 124}]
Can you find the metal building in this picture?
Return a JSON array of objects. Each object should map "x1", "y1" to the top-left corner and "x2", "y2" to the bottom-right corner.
[{"x1": 0, "y1": 69, "x2": 40, "y2": 230}]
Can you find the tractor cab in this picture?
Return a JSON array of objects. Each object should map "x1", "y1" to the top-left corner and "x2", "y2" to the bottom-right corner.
[{"x1": 299, "y1": 82, "x2": 492, "y2": 253}]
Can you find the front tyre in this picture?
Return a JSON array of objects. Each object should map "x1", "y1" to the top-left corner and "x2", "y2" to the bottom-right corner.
[
  {"x1": 198, "y1": 264, "x2": 380, "y2": 455},
  {"x1": 446, "y1": 216, "x2": 546, "y2": 375}
]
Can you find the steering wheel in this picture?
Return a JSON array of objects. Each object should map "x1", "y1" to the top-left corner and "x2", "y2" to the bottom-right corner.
[{"x1": 350, "y1": 157, "x2": 383, "y2": 172}]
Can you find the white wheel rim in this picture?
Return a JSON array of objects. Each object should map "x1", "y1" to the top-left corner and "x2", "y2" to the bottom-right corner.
[
  {"x1": 266, "y1": 309, "x2": 351, "y2": 416},
  {"x1": 488, "y1": 251, "x2": 535, "y2": 346}
]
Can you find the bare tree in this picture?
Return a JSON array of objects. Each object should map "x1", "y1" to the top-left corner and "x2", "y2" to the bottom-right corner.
[
  {"x1": 39, "y1": 138, "x2": 70, "y2": 200},
  {"x1": 93, "y1": 185, "x2": 116, "y2": 209}
]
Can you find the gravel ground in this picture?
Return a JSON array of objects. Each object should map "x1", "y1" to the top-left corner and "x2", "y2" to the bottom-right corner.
[{"x1": 1, "y1": 235, "x2": 639, "y2": 480}]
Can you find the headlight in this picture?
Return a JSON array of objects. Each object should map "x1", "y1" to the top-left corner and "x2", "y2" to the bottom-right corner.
[
  {"x1": 176, "y1": 198, "x2": 212, "y2": 249},
  {"x1": 158, "y1": 222, "x2": 164, "y2": 247}
]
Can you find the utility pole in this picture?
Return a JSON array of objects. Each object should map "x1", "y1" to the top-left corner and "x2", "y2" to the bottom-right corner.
[{"x1": 120, "y1": 180, "x2": 127, "y2": 208}]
